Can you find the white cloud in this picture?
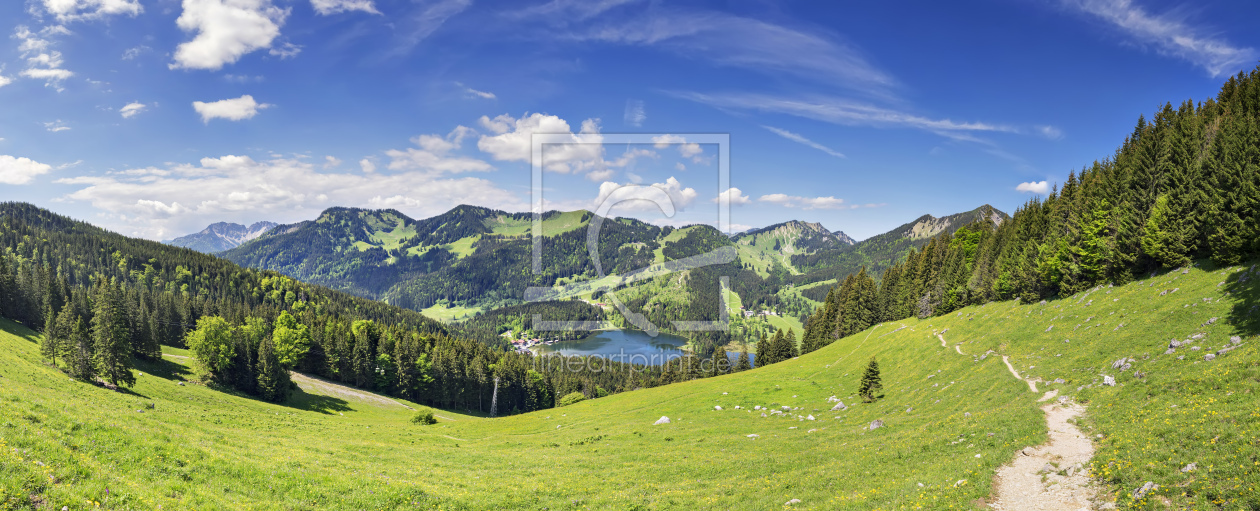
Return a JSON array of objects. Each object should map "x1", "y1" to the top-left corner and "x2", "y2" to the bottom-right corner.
[
  {"x1": 39, "y1": 0, "x2": 142, "y2": 21},
  {"x1": 527, "y1": 4, "x2": 898, "y2": 99},
  {"x1": 394, "y1": 0, "x2": 472, "y2": 53},
  {"x1": 57, "y1": 154, "x2": 525, "y2": 239},
  {"x1": 1016, "y1": 181, "x2": 1051, "y2": 194},
  {"x1": 1037, "y1": 125, "x2": 1064, "y2": 140},
  {"x1": 120, "y1": 102, "x2": 146, "y2": 118},
  {"x1": 1062, "y1": 0, "x2": 1257, "y2": 77},
  {"x1": 359, "y1": 158, "x2": 376, "y2": 173},
  {"x1": 0, "y1": 155, "x2": 54, "y2": 185},
  {"x1": 121, "y1": 45, "x2": 150, "y2": 60},
  {"x1": 674, "y1": 162, "x2": 685, "y2": 172},
  {"x1": 0, "y1": 74, "x2": 11, "y2": 88},
  {"x1": 171, "y1": 0, "x2": 289, "y2": 71},
  {"x1": 758, "y1": 193, "x2": 848, "y2": 210},
  {"x1": 714, "y1": 187, "x2": 751, "y2": 205},
  {"x1": 651, "y1": 134, "x2": 706, "y2": 162},
  {"x1": 762, "y1": 125, "x2": 846, "y2": 158},
  {"x1": 477, "y1": 113, "x2": 604, "y2": 173},
  {"x1": 386, "y1": 126, "x2": 493, "y2": 174},
  {"x1": 323, "y1": 156, "x2": 342, "y2": 168},
  {"x1": 13, "y1": 26, "x2": 75, "y2": 89},
  {"x1": 674, "y1": 92, "x2": 1014, "y2": 136},
  {"x1": 624, "y1": 99, "x2": 645, "y2": 127},
  {"x1": 594, "y1": 176, "x2": 698, "y2": 213},
  {"x1": 192, "y1": 95, "x2": 271, "y2": 122},
  {"x1": 268, "y1": 42, "x2": 302, "y2": 59},
  {"x1": 455, "y1": 81, "x2": 495, "y2": 99},
  {"x1": 43, "y1": 120, "x2": 71, "y2": 132},
  {"x1": 310, "y1": 0, "x2": 378, "y2": 15}
]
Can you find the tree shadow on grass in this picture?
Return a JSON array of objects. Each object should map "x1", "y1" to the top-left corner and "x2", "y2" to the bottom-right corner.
[
  {"x1": 0, "y1": 318, "x2": 42, "y2": 344},
  {"x1": 1224, "y1": 261, "x2": 1260, "y2": 338},
  {"x1": 133, "y1": 356, "x2": 193, "y2": 383},
  {"x1": 282, "y1": 388, "x2": 353, "y2": 415}
]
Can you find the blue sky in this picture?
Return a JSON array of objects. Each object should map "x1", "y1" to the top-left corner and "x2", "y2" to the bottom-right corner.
[{"x1": 1, "y1": 0, "x2": 1257, "y2": 241}]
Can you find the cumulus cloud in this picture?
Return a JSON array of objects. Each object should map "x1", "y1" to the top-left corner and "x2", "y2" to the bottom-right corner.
[
  {"x1": 310, "y1": 0, "x2": 378, "y2": 15},
  {"x1": 268, "y1": 42, "x2": 302, "y2": 59},
  {"x1": 0, "y1": 73, "x2": 11, "y2": 88},
  {"x1": 359, "y1": 158, "x2": 376, "y2": 173},
  {"x1": 323, "y1": 156, "x2": 342, "y2": 168},
  {"x1": 171, "y1": 0, "x2": 289, "y2": 71},
  {"x1": 1016, "y1": 181, "x2": 1051, "y2": 194},
  {"x1": 477, "y1": 113, "x2": 604, "y2": 173},
  {"x1": 1061, "y1": 0, "x2": 1257, "y2": 77},
  {"x1": 13, "y1": 26, "x2": 75, "y2": 89},
  {"x1": 38, "y1": 0, "x2": 142, "y2": 21},
  {"x1": 43, "y1": 120, "x2": 70, "y2": 132},
  {"x1": 0, "y1": 155, "x2": 54, "y2": 185},
  {"x1": 386, "y1": 126, "x2": 493, "y2": 174},
  {"x1": 120, "y1": 102, "x2": 146, "y2": 118},
  {"x1": 594, "y1": 176, "x2": 698, "y2": 213},
  {"x1": 192, "y1": 95, "x2": 271, "y2": 122},
  {"x1": 56, "y1": 154, "x2": 525, "y2": 239},
  {"x1": 758, "y1": 193, "x2": 849, "y2": 210},
  {"x1": 651, "y1": 134, "x2": 706, "y2": 162},
  {"x1": 713, "y1": 187, "x2": 751, "y2": 205}
]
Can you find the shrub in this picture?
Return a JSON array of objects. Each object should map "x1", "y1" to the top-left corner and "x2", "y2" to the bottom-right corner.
[
  {"x1": 410, "y1": 410, "x2": 437, "y2": 425},
  {"x1": 557, "y1": 392, "x2": 586, "y2": 407}
]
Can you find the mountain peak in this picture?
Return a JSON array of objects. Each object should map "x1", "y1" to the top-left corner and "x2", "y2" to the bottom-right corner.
[{"x1": 168, "y1": 221, "x2": 277, "y2": 253}]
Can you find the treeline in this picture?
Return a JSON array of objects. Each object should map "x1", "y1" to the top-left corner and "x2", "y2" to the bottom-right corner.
[
  {"x1": 792, "y1": 65, "x2": 1260, "y2": 356},
  {"x1": 459, "y1": 301, "x2": 606, "y2": 343},
  {"x1": 0, "y1": 203, "x2": 735, "y2": 413}
]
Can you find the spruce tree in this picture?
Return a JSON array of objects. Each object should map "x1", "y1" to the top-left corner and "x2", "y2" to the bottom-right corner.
[
  {"x1": 40, "y1": 304, "x2": 60, "y2": 365},
  {"x1": 68, "y1": 317, "x2": 96, "y2": 381},
  {"x1": 91, "y1": 278, "x2": 134, "y2": 387},
  {"x1": 858, "y1": 357, "x2": 882, "y2": 403},
  {"x1": 735, "y1": 346, "x2": 752, "y2": 371},
  {"x1": 754, "y1": 333, "x2": 769, "y2": 367},
  {"x1": 256, "y1": 336, "x2": 290, "y2": 403}
]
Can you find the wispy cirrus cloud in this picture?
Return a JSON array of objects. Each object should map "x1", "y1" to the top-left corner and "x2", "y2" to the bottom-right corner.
[
  {"x1": 674, "y1": 91, "x2": 1014, "y2": 137},
  {"x1": 757, "y1": 193, "x2": 884, "y2": 210},
  {"x1": 762, "y1": 125, "x2": 845, "y2": 158},
  {"x1": 393, "y1": 0, "x2": 473, "y2": 54},
  {"x1": 1061, "y1": 0, "x2": 1256, "y2": 77},
  {"x1": 511, "y1": 1, "x2": 898, "y2": 100},
  {"x1": 456, "y1": 82, "x2": 496, "y2": 99}
]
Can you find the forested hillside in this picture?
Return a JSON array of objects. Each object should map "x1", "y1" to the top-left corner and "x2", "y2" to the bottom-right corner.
[
  {"x1": 792, "y1": 205, "x2": 1006, "y2": 300},
  {"x1": 0, "y1": 204, "x2": 754, "y2": 415},
  {"x1": 796, "y1": 65, "x2": 1260, "y2": 356}
]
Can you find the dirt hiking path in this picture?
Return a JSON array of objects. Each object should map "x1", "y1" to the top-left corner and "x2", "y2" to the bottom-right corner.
[{"x1": 990, "y1": 401, "x2": 1096, "y2": 510}]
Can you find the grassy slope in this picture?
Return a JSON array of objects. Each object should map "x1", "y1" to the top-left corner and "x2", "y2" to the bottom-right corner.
[{"x1": 2, "y1": 264, "x2": 1257, "y2": 509}]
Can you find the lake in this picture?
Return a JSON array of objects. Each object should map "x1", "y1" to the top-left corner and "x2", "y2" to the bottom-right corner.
[{"x1": 533, "y1": 329, "x2": 756, "y2": 367}]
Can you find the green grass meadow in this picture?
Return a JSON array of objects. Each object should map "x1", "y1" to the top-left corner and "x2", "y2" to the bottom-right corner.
[{"x1": 2, "y1": 263, "x2": 1258, "y2": 509}]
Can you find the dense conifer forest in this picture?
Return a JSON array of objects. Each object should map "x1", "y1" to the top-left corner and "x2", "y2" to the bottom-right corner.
[{"x1": 792, "y1": 66, "x2": 1260, "y2": 358}]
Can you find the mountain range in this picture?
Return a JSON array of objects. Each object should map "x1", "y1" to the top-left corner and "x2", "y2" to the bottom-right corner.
[
  {"x1": 170, "y1": 204, "x2": 1005, "y2": 331},
  {"x1": 165, "y1": 221, "x2": 278, "y2": 253}
]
